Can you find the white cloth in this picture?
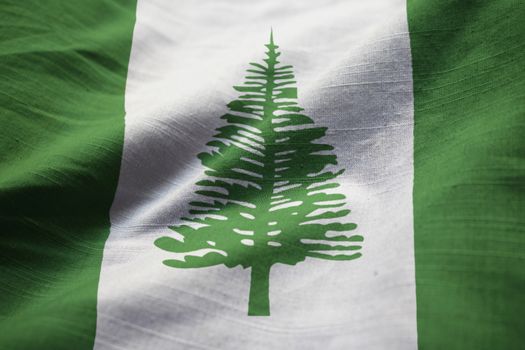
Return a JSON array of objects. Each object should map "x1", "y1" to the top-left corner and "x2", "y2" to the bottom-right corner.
[{"x1": 95, "y1": 0, "x2": 417, "y2": 348}]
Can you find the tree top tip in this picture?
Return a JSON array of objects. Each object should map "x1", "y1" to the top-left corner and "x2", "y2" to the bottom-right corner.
[{"x1": 267, "y1": 28, "x2": 277, "y2": 48}]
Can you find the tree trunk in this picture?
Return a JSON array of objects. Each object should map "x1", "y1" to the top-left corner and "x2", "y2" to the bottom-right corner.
[{"x1": 248, "y1": 263, "x2": 271, "y2": 316}]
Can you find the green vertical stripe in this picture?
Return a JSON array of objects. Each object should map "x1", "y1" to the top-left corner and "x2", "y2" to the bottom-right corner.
[
  {"x1": 0, "y1": 1, "x2": 136, "y2": 349},
  {"x1": 408, "y1": 1, "x2": 525, "y2": 349}
]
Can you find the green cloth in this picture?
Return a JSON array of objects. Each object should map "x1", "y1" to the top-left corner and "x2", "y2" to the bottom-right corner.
[
  {"x1": 0, "y1": 1, "x2": 136, "y2": 349},
  {"x1": 409, "y1": 0, "x2": 525, "y2": 349}
]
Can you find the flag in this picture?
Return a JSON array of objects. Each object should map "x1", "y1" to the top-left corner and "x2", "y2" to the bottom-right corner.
[{"x1": 1, "y1": 1, "x2": 524, "y2": 349}]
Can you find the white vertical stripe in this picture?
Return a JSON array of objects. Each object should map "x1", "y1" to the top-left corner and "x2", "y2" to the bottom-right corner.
[{"x1": 95, "y1": 0, "x2": 416, "y2": 349}]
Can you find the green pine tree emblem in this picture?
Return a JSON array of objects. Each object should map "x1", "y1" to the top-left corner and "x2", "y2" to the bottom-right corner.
[{"x1": 155, "y1": 31, "x2": 363, "y2": 316}]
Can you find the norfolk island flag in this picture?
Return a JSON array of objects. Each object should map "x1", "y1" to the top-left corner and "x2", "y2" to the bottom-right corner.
[{"x1": 1, "y1": 1, "x2": 524, "y2": 349}]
